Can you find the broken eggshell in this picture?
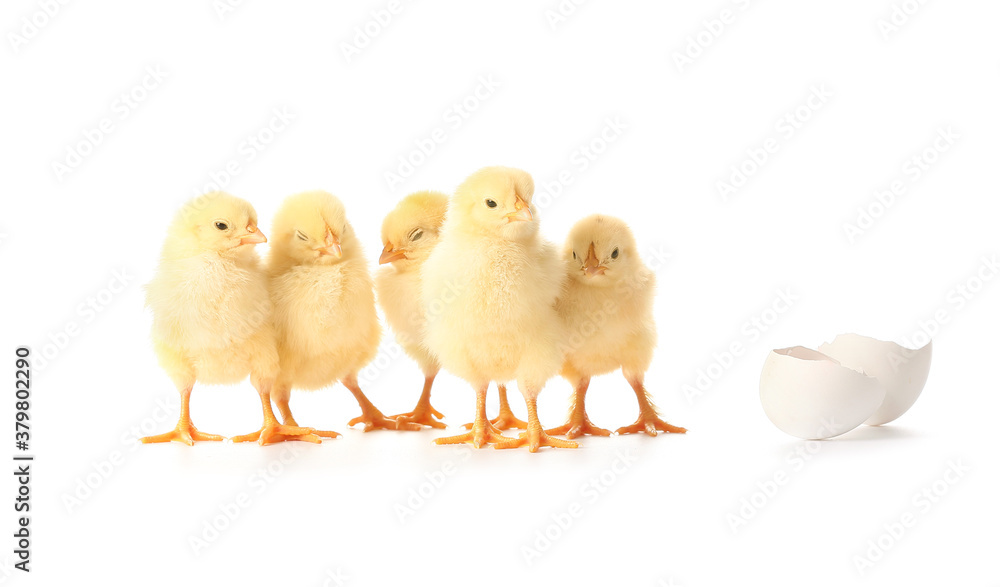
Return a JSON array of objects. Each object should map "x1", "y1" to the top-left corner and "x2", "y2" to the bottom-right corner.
[
  {"x1": 818, "y1": 334, "x2": 932, "y2": 426},
  {"x1": 759, "y1": 346, "x2": 886, "y2": 440}
]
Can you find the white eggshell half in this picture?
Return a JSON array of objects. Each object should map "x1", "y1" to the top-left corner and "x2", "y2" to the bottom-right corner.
[
  {"x1": 818, "y1": 333, "x2": 932, "y2": 426},
  {"x1": 759, "y1": 346, "x2": 886, "y2": 440}
]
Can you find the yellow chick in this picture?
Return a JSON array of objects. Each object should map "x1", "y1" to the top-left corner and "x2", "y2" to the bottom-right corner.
[
  {"x1": 548, "y1": 214, "x2": 686, "y2": 438},
  {"x1": 142, "y1": 192, "x2": 312, "y2": 445},
  {"x1": 233, "y1": 190, "x2": 419, "y2": 442},
  {"x1": 421, "y1": 167, "x2": 577, "y2": 452},
  {"x1": 375, "y1": 191, "x2": 525, "y2": 430},
  {"x1": 374, "y1": 191, "x2": 450, "y2": 428}
]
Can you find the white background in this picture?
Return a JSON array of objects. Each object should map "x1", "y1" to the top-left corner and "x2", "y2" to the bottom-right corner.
[{"x1": 1, "y1": 0, "x2": 998, "y2": 585}]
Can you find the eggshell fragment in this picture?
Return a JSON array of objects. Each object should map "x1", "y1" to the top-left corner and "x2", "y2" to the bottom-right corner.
[
  {"x1": 818, "y1": 334, "x2": 932, "y2": 426},
  {"x1": 759, "y1": 346, "x2": 886, "y2": 440}
]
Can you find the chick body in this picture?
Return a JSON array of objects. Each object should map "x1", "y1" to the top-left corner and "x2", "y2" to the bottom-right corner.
[
  {"x1": 549, "y1": 214, "x2": 686, "y2": 438},
  {"x1": 422, "y1": 167, "x2": 575, "y2": 451},
  {"x1": 260, "y1": 190, "x2": 412, "y2": 435},
  {"x1": 142, "y1": 192, "x2": 289, "y2": 445}
]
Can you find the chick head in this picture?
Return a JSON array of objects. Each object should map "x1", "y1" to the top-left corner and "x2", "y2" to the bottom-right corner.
[
  {"x1": 450, "y1": 166, "x2": 538, "y2": 241},
  {"x1": 565, "y1": 214, "x2": 640, "y2": 287},
  {"x1": 271, "y1": 190, "x2": 355, "y2": 265},
  {"x1": 379, "y1": 190, "x2": 449, "y2": 270},
  {"x1": 173, "y1": 192, "x2": 266, "y2": 256}
]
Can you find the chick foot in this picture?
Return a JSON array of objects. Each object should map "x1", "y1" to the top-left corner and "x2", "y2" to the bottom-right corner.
[
  {"x1": 231, "y1": 424, "x2": 322, "y2": 445},
  {"x1": 495, "y1": 398, "x2": 578, "y2": 453},
  {"x1": 545, "y1": 378, "x2": 609, "y2": 439},
  {"x1": 496, "y1": 423, "x2": 579, "y2": 452},
  {"x1": 437, "y1": 385, "x2": 514, "y2": 448},
  {"x1": 546, "y1": 417, "x2": 611, "y2": 440},
  {"x1": 140, "y1": 388, "x2": 224, "y2": 445},
  {"x1": 349, "y1": 411, "x2": 421, "y2": 432},
  {"x1": 277, "y1": 409, "x2": 342, "y2": 440},
  {"x1": 393, "y1": 404, "x2": 447, "y2": 429},
  {"x1": 462, "y1": 384, "x2": 527, "y2": 431},
  {"x1": 140, "y1": 422, "x2": 224, "y2": 446},
  {"x1": 343, "y1": 376, "x2": 422, "y2": 431},
  {"x1": 616, "y1": 414, "x2": 687, "y2": 437},
  {"x1": 391, "y1": 377, "x2": 447, "y2": 429},
  {"x1": 437, "y1": 418, "x2": 512, "y2": 448}
]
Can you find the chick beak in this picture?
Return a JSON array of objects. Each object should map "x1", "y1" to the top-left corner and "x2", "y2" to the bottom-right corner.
[
  {"x1": 583, "y1": 242, "x2": 606, "y2": 276},
  {"x1": 505, "y1": 196, "x2": 533, "y2": 223},
  {"x1": 316, "y1": 229, "x2": 342, "y2": 258},
  {"x1": 240, "y1": 225, "x2": 267, "y2": 246},
  {"x1": 379, "y1": 242, "x2": 407, "y2": 264}
]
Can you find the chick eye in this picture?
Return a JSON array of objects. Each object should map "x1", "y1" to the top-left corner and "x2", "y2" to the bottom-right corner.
[
  {"x1": 611, "y1": 248, "x2": 619, "y2": 259},
  {"x1": 485, "y1": 199, "x2": 497, "y2": 208},
  {"x1": 572, "y1": 251, "x2": 577, "y2": 260},
  {"x1": 296, "y1": 231, "x2": 308, "y2": 241},
  {"x1": 411, "y1": 229, "x2": 423, "y2": 241},
  {"x1": 215, "y1": 222, "x2": 229, "y2": 231}
]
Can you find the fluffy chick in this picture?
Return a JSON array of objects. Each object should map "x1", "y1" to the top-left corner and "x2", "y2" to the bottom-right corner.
[
  {"x1": 234, "y1": 190, "x2": 418, "y2": 440},
  {"x1": 142, "y1": 192, "x2": 311, "y2": 445},
  {"x1": 375, "y1": 191, "x2": 525, "y2": 430},
  {"x1": 375, "y1": 191, "x2": 450, "y2": 428},
  {"x1": 547, "y1": 214, "x2": 686, "y2": 438},
  {"x1": 421, "y1": 167, "x2": 576, "y2": 451}
]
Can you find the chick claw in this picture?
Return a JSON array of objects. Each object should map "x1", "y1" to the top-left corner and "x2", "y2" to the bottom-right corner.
[
  {"x1": 140, "y1": 424, "x2": 224, "y2": 446},
  {"x1": 349, "y1": 412, "x2": 422, "y2": 432},
  {"x1": 545, "y1": 418, "x2": 611, "y2": 440},
  {"x1": 616, "y1": 415, "x2": 687, "y2": 437},
  {"x1": 435, "y1": 419, "x2": 513, "y2": 449},
  {"x1": 495, "y1": 424, "x2": 579, "y2": 453},
  {"x1": 231, "y1": 424, "x2": 322, "y2": 445},
  {"x1": 462, "y1": 409, "x2": 528, "y2": 431},
  {"x1": 391, "y1": 405, "x2": 447, "y2": 429}
]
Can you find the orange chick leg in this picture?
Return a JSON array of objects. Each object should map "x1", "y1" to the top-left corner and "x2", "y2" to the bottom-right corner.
[
  {"x1": 141, "y1": 386, "x2": 224, "y2": 445},
  {"x1": 275, "y1": 398, "x2": 341, "y2": 439},
  {"x1": 545, "y1": 377, "x2": 611, "y2": 439},
  {"x1": 616, "y1": 376, "x2": 687, "y2": 436},
  {"x1": 232, "y1": 387, "x2": 321, "y2": 445},
  {"x1": 390, "y1": 374, "x2": 447, "y2": 429},
  {"x1": 462, "y1": 383, "x2": 527, "y2": 431},
  {"x1": 436, "y1": 385, "x2": 514, "y2": 448},
  {"x1": 496, "y1": 397, "x2": 579, "y2": 453},
  {"x1": 344, "y1": 375, "x2": 422, "y2": 432}
]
